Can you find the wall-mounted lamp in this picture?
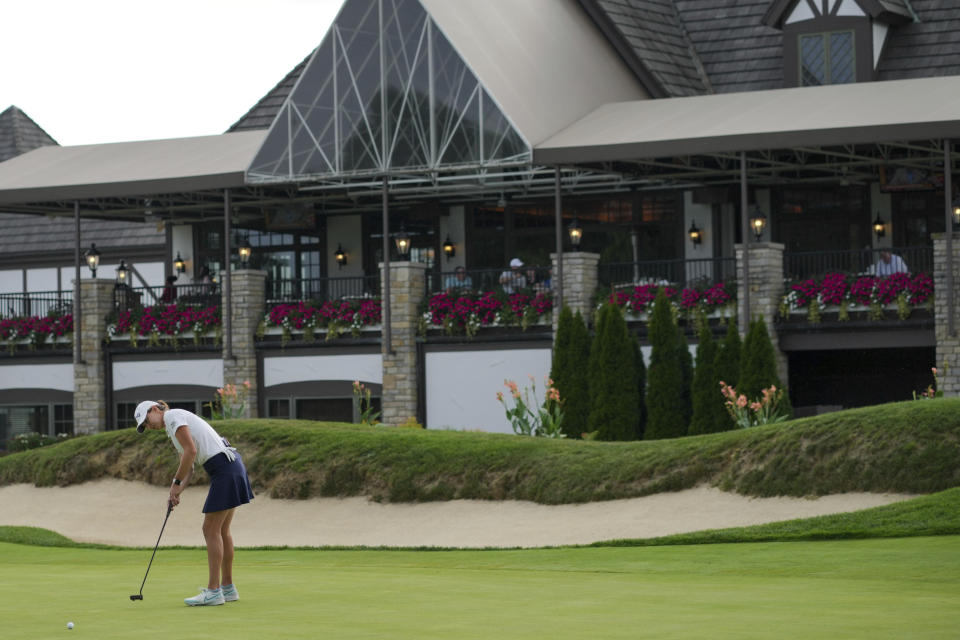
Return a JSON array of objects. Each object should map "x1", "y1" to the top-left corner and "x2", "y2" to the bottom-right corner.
[
  {"x1": 238, "y1": 238, "x2": 253, "y2": 266},
  {"x1": 568, "y1": 218, "x2": 583, "y2": 250},
  {"x1": 173, "y1": 252, "x2": 186, "y2": 275},
  {"x1": 953, "y1": 196, "x2": 960, "y2": 227},
  {"x1": 442, "y1": 236, "x2": 456, "y2": 260},
  {"x1": 116, "y1": 260, "x2": 130, "y2": 285},
  {"x1": 395, "y1": 226, "x2": 411, "y2": 259},
  {"x1": 873, "y1": 212, "x2": 886, "y2": 239},
  {"x1": 84, "y1": 243, "x2": 101, "y2": 277},
  {"x1": 334, "y1": 243, "x2": 348, "y2": 268},
  {"x1": 750, "y1": 207, "x2": 767, "y2": 241},
  {"x1": 688, "y1": 220, "x2": 702, "y2": 247}
]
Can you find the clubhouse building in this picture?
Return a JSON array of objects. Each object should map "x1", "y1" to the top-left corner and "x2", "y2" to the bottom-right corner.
[{"x1": 0, "y1": 0, "x2": 959, "y2": 440}]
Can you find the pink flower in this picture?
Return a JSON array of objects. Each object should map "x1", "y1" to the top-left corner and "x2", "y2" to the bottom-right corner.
[{"x1": 737, "y1": 395, "x2": 747, "y2": 408}]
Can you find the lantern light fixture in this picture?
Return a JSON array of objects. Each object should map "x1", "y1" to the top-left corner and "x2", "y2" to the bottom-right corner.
[
  {"x1": 395, "y1": 226, "x2": 411, "y2": 259},
  {"x1": 116, "y1": 260, "x2": 130, "y2": 285},
  {"x1": 173, "y1": 252, "x2": 186, "y2": 275},
  {"x1": 750, "y1": 207, "x2": 767, "y2": 241},
  {"x1": 688, "y1": 220, "x2": 702, "y2": 247},
  {"x1": 334, "y1": 243, "x2": 348, "y2": 268},
  {"x1": 84, "y1": 243, "x2": 101, "y2": 277},
  {"x1": 567, "y1": 218, "x2": 583, "y2": 249},
  {"x1": 442, "y1": 236, "x2": 456, "y2": 260},
  {"x1": 873, "y1": 213, "x2": 886, "y2": 239},
  {"x1": 238, "y1": 238, "x2": 253, "y2": 266}
]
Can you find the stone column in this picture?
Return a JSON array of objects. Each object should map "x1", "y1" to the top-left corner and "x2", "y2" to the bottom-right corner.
[
  {"x1": 73, "y1": 279, "x2": 115, "y2": 434},
  {"x1": 735, "y1": 242, "x2": 788, "y2": 385},
  {"x1": 933, "y1": 233, "x2": 960, "y2": 395},
  {"x1": 550, "y1": 251, "x2": 600, "y2": 329},
  {"x1": 380, "y1": 261, "x2": 426, "y2": 426},
  {"x1": 223, "y1": 269, "x2": 267, "y2": 418}
]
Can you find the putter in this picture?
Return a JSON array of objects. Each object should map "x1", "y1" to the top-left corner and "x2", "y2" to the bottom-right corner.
[{"x1": 130, "y1": 501, "x2": 173, "y2": 601}]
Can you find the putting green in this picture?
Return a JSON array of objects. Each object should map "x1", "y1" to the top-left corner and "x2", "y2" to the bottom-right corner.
[{"x1": 2, "y1": 537, "x2": 958, "y2": 639}]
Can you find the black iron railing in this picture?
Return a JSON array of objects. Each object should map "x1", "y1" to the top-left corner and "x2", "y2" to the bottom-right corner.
[
  {"x1": 598, "y1": 257, "x2": 737, "y2": 290},
  {"x1": 266, "y1": 275, "x2": 381, "y2": 304},
  {"x1": 783, "y1": 246, "x2": 933, "y2": 280},
  {"x1": 427, "y1": 267, "x2": 553, "y2": 295},
  {"x1": 115, "y1": 283, "x2": 220, "y2": 312},
  {"x1": 0, "y1": 290, "x2": 73, "y2": 318}
]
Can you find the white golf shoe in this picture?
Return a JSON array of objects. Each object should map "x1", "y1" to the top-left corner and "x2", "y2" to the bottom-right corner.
[
  {"x1": 184, "y1": 587, "x2": 225, "y2": 606},
  {"x1": 221, "y1": 583, "x2": 239, "y2": 602}
]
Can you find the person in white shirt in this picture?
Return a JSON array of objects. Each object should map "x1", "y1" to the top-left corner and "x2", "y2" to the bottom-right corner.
[
  {"x1": 136, "y1": 400, "x2": 254, "y2": 607},
  {"x1": 870, "y1": 250, "x2": 909, "y2": 276}
]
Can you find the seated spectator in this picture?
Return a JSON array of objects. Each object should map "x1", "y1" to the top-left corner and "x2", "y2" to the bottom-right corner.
[
  {"x1": 444, "y1": 266, "x2": 474, "y2": 295},
  {"x1": 499, "y1": 258, "x2": 527, "y2": 294},
  {"x1": 525, "y1": 266, "x2": 550, "y2": 294},
  {"x1": 160, "y1": 275, "x2": 178, "y2": 303},
  {"x1": 870, "y1": 250, "x2": 909, "y2": 276}
]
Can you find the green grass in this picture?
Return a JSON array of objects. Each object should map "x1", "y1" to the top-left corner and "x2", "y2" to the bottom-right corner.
[
  {"x1": 2, "y1": 537, "x2": 957, "y2": 639},
  {"x1": 2, "y1": 398, "x2": 959, "y2": 504}
]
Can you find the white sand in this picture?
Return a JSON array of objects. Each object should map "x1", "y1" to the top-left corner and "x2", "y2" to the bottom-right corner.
[{"x1": 0, "y1": 479, "x2": 915, "y2": 548}]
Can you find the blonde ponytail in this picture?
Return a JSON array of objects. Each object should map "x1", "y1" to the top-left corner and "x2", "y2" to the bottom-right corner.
[{"x1": 156, "y1": 400, "x2": 170, "y2": 412}]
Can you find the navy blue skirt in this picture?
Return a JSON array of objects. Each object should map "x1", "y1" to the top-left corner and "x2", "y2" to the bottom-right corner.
[{"x1": 202, "y1": 450, "x2": 254, "y2": 513}]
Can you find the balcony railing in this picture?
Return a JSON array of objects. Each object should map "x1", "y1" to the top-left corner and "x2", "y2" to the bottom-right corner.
[
  {"x1": 115, "y1": 283, "x2": 220, "y2": 312},
  {"x1": 266, "y1": 275, "x2": 381, "y2": 305},
  {"x1": 0, "y1": 290, "x2": 73, "y2": 318},
  {"x1": 599, "y1": 257, "x2": 737, "y2": 290},
  {"x1": 783, "y1": 246, "x2": 933, "y2": 281},
  {"x1": 427, "y1": 267, "x2": 553, "y2": 295}
]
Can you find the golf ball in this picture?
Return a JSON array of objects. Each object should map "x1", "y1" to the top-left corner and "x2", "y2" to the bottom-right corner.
[{"x1": 67, "y1": 622, "x2": 74, "y2": 630}]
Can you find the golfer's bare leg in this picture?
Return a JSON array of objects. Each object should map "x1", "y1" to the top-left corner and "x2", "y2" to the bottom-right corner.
[
  {"x1": 202, "y1": 510, "x2": 230, "y2": 590},
  {"x1": 220, "y1": 508, "x2": 236, "y2": 587}
]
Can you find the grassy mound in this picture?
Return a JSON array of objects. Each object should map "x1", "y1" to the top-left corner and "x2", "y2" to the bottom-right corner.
[{"x1": 1, "y1": 398, "x2": 958, "y2": 504}]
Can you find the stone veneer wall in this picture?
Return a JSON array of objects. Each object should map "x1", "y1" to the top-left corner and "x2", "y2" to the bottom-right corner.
[
  {"x1": 933, "y1": 233, "x2": 960, "y2": 395},
  {"x1": 735, "y1": 242, "x2": 788, "y2": 385},
  {"x1": 223, "y1": 269, "x2": 267, "y2": 418},
  {"x1": 380, "y1": 261, "x2": 426, "y2": 425},
  {"x1": 550, "y1": 252, "x2": 600, "y2": 330},
  {"x1": 73, "y1": 279, "x2": 115, "y2": 434}
]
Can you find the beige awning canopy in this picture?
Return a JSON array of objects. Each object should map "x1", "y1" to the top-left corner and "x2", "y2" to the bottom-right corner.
[
  {"x1": 534, "y1": 75, "x2": 960, "y2": 165},
  {"x1": 0, "y1": 130, "x2": 266, "y2": 206}
]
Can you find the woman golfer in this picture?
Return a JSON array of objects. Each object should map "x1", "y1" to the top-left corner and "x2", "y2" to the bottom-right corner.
[{"x1": 135, "y1": 400, "x2": 254, "y2": 606}]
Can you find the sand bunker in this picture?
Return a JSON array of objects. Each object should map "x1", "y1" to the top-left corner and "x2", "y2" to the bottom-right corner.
[{"x1": 0, "y1": 479, "x2": 915, "y2": 548}]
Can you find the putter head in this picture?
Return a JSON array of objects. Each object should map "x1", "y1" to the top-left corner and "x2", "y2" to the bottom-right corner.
[{"x1": 130, "y1": 595, "x2": 143, "y2": 601}]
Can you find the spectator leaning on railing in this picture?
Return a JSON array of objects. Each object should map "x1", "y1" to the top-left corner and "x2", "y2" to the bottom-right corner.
[
  {"x1": 869, "y1": 250, "x2": 909, "y2": 276},
  {"x1": 499, "y1": 258, "x2": 527, "y2": 294},
  {"x1": 444, "y1": 266, "x2": 474, "y2": 295}
]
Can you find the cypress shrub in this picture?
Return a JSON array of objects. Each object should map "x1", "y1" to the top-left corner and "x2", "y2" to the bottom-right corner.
[
  {"x1": 716, "y1": 320, "x2": 742, "y2": 392},
  {"x1": 738, "y1": 317, "x2": 793, "y2": 417},
  {"x1": 714, "y1": 320, "x2": 742, "y2": 431},
  {"x1": 689, "y1": 316, "x2": 723, "y2": 435},
  {"x1": 559, "y1": 310, "x2": 592, "y2": 438},
  {"x1": 587, "y1": 304, "x2": 639, "y2": 440},
  {"x1": 644, "y1": 291, "x2": 687, "y2": 439},
  {"x1": 550, "y1": 306, "x2": 573, "y2": 391},
  {"x1": 632, "y1": 338, "x2": 647, "y2": 440},
  {"x1": 677, "y1": 322, "x2": 693, "y2": 430}
]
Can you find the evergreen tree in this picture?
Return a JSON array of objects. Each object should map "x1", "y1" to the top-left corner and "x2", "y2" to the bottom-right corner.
[
  {"x1": 716, "y1": 320, "x2": 742, "y2": 393},
  {"x1": 689, "y1": 315, "x2": 723, "y2": 435},
  {"x1": 677, "y1": 322, "x2": 693, "y2": 431},
  {"x1": 559, "y1": 310, "x2": 592, "y2": 438},
  {"x1": 738, "y1": 317, "x2": 792, "y2": 417},
  {"x1": 550, "y1": 306, "x2": 573, "y2": 393},
  {"x1": 644, "y1": 291, "x2": 687, "y2": 439},
  {"x1": 632, "y1": 338, "x2": 647, "y2": 440},
  {"x1": 714, "y1": 320, "x2": 742, "y2": 431},
  {"x1": 587, "y1": 304, "x2": 639, "y2": 440}
]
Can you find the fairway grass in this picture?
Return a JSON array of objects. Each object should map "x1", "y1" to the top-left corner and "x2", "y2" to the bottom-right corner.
[{"x1": 2, "y1": 537, "x2": 958, "y2": 639}]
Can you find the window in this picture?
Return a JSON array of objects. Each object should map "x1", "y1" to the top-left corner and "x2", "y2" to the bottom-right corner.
[
  {"x1": 800, "y1": 31, "x2": 855, "y2": 86},
  {"x1": 53, "y1": 404, "x2": 73, "y2": 436},
  {"x1": 268, "y1": 398, "x2": 291, "y2": 419},
  {"x1": 115, "y1": 402, "x2": 136, "y2": 430}
]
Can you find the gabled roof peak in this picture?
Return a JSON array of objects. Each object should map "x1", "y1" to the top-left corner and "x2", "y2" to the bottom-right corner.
[
  {"x1": 763, "y1": 0, "x2": 915, "y2": 30},
  {"x1": 0, "y1": 106, "x2": 58, "y2": 163}
]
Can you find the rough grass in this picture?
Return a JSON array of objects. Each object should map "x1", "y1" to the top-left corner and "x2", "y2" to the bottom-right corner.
[{"x1": 1, "y1": 398, "x2": 958, "y2": 504}]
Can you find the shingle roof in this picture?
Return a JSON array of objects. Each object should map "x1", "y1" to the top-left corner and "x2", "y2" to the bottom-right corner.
[
  {"x1": 582, "y1": 0, "x2": 711, "y2": 97},
  {"x1": 0, "y1": 213, "x2": 166, "y2": 258},
  {"x1": 674, "y1": 0, "x2": 783, "y2": 94},
  {"x1": 226, "y1": 51, "x2": 312, "y2": 132},
  {"x1": 0, "y1": 106, "x2": 57, "y2": 163},
  {"x1": 876, "y1": 0, "x2": 960, "y2": 80}
]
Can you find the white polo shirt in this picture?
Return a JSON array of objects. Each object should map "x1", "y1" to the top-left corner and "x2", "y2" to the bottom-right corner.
[{"x1": 163, "y1": 409, "x2": 229, "y2": 465}]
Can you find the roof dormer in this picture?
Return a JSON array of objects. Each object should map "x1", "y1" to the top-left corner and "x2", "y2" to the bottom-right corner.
[{"x1": 763, "y1": 0, "x2": 915, "y2": 87}]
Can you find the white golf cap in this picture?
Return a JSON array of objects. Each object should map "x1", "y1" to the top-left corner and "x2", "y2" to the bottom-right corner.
[
  {"x1": 134, "y1": 400, "x2": 158, "y2": 433},
  {"x1": 509, "y1": 258, "x2": 523, "y2": 268}
]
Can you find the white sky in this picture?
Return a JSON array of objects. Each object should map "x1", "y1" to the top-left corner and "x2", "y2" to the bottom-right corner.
[{"x1": 1, "y1": 0, "x2": 345, "y2": 146}]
